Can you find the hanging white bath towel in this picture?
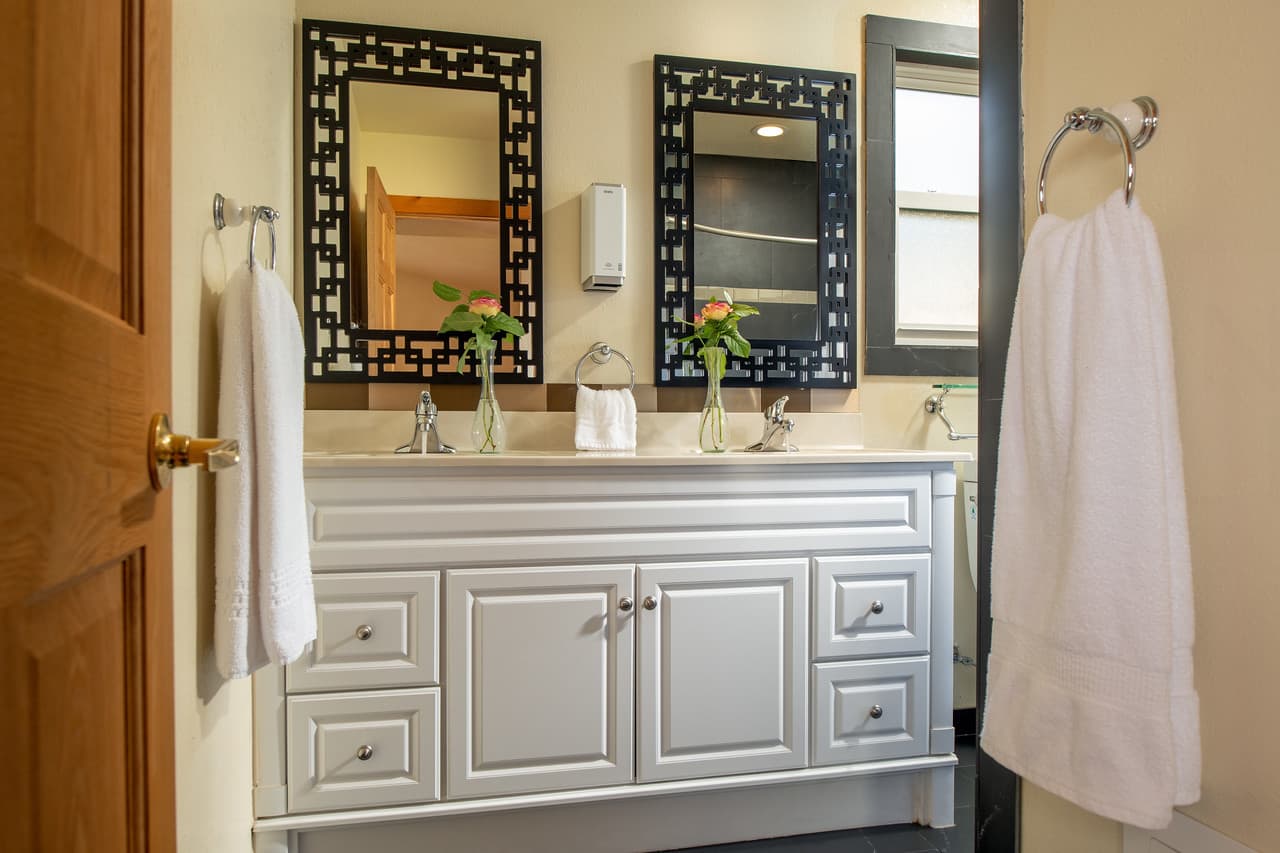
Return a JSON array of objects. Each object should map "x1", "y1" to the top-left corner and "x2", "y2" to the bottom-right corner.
[
  {"x1": 983, "y1": 191, "x2": 1199, "y2": 829},
  {"x1": 215, "y1": 261, "x2": 315, "y2": 680}
]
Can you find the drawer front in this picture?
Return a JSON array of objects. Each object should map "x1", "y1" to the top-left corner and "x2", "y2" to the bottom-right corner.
[
  {"x1": 812, "y1": 657, "x2": 929, "y2": 766},
  {"x1": 287, "y1": 571, "x2": 439, "y2": 692},
  {"x1": 813, "y1": 555, "x2": 930, "y2": 659},
  {"x1": 287, "y1": 688, "x2": 440, "y2": 812}
]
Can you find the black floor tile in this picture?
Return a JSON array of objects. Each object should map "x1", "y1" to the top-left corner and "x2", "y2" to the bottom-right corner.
[
  {"x1": 956, "y1": 765, "x2": 977, "y2": 808},
  {"x1": 858, "y1": 824, "x2": 939, "y2": 853},
  {"x1": 666, "y1": 828, "x2": 873, "y2": 852},
  {"x1": 955, "y1": 741, "x2": 977, "y2": 768}
]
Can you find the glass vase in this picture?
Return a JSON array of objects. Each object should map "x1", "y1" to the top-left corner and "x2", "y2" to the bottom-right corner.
[
  {"x1": 698, "y1": 346, "x2": 728, "y2": 453},
  {"x1": 471, "y1": 341, "x2": 507, "y2": 453}
]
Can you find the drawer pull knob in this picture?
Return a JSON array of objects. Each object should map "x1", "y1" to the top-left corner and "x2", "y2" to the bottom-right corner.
[
  {"x1": 355, "y1": 625, "x2": 374, "y2": 641},
  {"x1": 642, "y1": 596, "x2": 658, "y2": 611},
  {"x1": 870, "y1": 600, "x2": 885, "y2": 615},
  {"x1": 618, "y1": 597, "x2": 634, "y2": 612},
  {"x1": 870, "y1": 704, "x2": 884, "y2": 719},
  {"x1": 356, "y1": 745, "x2": 374, "y2": 761}
]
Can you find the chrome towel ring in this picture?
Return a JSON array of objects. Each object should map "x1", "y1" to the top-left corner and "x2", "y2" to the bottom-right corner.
[
  {"x1": 1037, "y1": 96, "x2": 1158, "y2": 215},
  {"x1": 213, "y1": 192, "x2": 280, "y2": 270},
  {"x1": 575, "y1": 342, "x2": 636, "y2": 390}
]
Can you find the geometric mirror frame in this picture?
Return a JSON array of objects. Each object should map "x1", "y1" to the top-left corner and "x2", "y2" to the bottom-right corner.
[
  {"x1": 653, "y1": 54, "x2": 856, "y2": 387},
  {"x1": 301, "y1": 19, "x2": 542, "y2": 383}
]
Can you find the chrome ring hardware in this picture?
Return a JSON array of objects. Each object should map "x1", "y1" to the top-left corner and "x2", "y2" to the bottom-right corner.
[
  {"x1": 618, "y1": 597, "x2": 635, "y2": 613},
  {"x1": 355, "y1": 625, "x2": 374, "y2": 641},
  {"x1": 356, "y1": 745, "x2": 374, "y2": 761},
  {"x1": 870, "y1": 600, "x2": 885, "y2": 615},
  {"x1": 642, "y1": 596, "x2": 658, "y2": 611},
  {"x1": 1036, "y1": 97, "x2": 1158, "y2": 215},
  {"x1": 574, "y1": 342, "x2": 637, "y2": 390},
  {"x1": 870, "y1": 705, "x2": 884, "y2": 720}
]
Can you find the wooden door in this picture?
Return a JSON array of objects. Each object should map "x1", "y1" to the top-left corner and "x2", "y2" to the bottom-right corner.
[
  {"x1": 446, "y1": 565, "x2": 635, "y2": 799},
  {"x1": 366, "y1": 166, "x2": 397, "y2": 329},
  {"x1": 637, "y1": 558, "x2": 808, "y2": 782},
  {"x1": 0, "y1": 1, "x2": 175, "y2": 851}
]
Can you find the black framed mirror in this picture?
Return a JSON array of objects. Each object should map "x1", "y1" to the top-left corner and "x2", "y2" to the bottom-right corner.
[
  {"x1": 653, "y1": 54, "x2": 855, "y2": 387},
  {"x1": 301, "y1": 19, "x2": 542, "y2": 383}
]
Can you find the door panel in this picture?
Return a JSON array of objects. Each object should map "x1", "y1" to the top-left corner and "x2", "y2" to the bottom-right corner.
[
  {"x1": 638, "y1": 559, "x2": 808, "y2": 783},
  {"x1": 447, "y1": 565, "x2": 635, "y2": 798},
  {"x1": 0, "y1": 0, "x2": 173, "y2": 850}
]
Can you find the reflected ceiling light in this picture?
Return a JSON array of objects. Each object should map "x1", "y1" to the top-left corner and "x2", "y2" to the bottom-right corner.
[{"x1": 752, "y1": 123, "x2": 785, "y2": 138}]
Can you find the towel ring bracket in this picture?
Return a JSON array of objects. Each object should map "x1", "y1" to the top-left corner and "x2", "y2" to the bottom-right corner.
[{"x1": 575, "y1": 342, "x2": 637, "y2": 390}]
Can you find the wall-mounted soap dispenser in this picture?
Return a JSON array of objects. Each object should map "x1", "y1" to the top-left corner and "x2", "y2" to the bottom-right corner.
[{"x1": 581, "y1": 183, "x2": 626, "y2": 291}]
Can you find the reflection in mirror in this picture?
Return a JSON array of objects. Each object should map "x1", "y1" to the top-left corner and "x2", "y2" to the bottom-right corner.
[
  {"x1": 693, "y1": 113, "x2": 818, "y2": 341},
  {"x1": 653, "y1": 54, "x2": 855, "y2": 387},
  {"x1": 301, "y1": 20, "x2": 541, "y2": 383},
  {"x1": 349, "y1": 82, "x2": 499, "y2": 334}
]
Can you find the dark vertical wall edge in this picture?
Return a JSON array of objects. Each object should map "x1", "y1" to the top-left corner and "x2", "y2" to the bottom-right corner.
[{"x1": 977, "y1": 0, "x2": 1023, "y2": 851}]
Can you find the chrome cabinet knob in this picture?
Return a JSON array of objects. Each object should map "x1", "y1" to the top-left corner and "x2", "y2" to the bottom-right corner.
[
  {"x1": 642, "y1": 596, "x2": 658, "y2": 611},
  {"x1": 355, "y1": 625, "x2": 374, "y2": 641},
  {"x1": 618, "y1": 597, "x2": 634, "y2": 612},
  {"x1": 870, "y1": 600, "x2": 885, "y2": 615},
  {"x1": 356, "y1": 745, "x2": 374, "y2": 761},
  {"x1": 870, "y1": 704, "x2": 884, "y2": 719}
]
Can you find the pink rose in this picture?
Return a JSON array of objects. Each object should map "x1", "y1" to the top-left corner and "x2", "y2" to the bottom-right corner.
[
  {"x1": 469, "y1": 297, "x2": 501, "y2": 317},
  {"x1": 693, "y1": 314, "x2": 705, "y2": 328},
  {"x1": 701, "y1": 301, "x2": 731, "y2": 322}
]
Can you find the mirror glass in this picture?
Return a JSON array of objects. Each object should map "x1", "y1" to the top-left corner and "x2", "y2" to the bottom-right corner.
[
  {"x1": 349, "y1": 82, "x2": 500, "y2": 333},
  {"x1": 692, "y1": 112, "x2": 818, "y2": 341}
]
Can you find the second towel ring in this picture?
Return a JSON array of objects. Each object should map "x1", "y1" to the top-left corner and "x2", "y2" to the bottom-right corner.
[
  {"x1": 1034, "y1": 97, "x2": 1157, "y2": 216},
  {"x1": 575, "y1": 342, "x2": 636, "y2": 390}
]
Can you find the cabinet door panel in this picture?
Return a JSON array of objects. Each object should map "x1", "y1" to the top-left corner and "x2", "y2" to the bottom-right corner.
[
  {"x1": 638, "y1": 559, "x2": 808, "y2": 783},
  {"x1": 447, "y1": 565, "x2": 634, "y2": 798}
]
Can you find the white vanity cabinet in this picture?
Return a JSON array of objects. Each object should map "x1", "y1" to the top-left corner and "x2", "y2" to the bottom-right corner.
[{"x1": 252, "y1": 451, "x2": 965, "y2": 853}]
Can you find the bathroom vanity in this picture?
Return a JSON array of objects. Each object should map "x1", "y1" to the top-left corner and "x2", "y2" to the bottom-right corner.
[{"x1": 251, "y1": 448, "x2": 967, "y2": 853}]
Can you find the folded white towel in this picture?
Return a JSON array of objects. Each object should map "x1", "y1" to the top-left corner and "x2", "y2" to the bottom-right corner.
[
  {"x1": 982, "y1": 191, "x2": 1199, "y2": 829},
  {"x1": 574, "y1": 386, "x2": 637, "y2": 451},
  {"x1": 215, "y1": 262, "x2": 316, "y2": 680}
]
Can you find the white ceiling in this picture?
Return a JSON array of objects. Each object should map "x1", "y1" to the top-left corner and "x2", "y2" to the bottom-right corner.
[
  {"x1": 350, "y1": 81, "x2": 497, "y2": 140},
  {"x1": 692, "y1": 112, "x2": 817, "y2": 161}
]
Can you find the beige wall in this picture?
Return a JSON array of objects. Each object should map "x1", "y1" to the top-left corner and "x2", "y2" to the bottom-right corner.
[
  {"x1": 1021, "y1": 1, "x2": 1280, "y2": 850},
  {"x1": 170, "y1": 1, "x2": 295, "y2": 851}
]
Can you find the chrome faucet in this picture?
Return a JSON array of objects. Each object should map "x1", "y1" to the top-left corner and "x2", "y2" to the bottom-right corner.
[
  {"x1": 395, "y1": 390, "x2": 456, "y2": 454},
  {"x1": 744, "y1": 395, "x2": 798, "y2": 452}
]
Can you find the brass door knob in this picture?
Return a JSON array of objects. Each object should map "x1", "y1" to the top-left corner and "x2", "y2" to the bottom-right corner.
[{"x1": 149, "y1": 413, "x2": 240, "y2": 490}]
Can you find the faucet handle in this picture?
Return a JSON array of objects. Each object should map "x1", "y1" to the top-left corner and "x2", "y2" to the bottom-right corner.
[{"x1": 766, "y1": 395, "x2": 790, "y2": 422}]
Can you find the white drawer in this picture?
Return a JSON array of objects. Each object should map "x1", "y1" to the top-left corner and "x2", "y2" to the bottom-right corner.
[
  {"x1": 812, "y1": 657, "x2": 929, "y2": 766},
  {"x1": 286, "y1": 688, "x2": 440, "y2": 812},
  {"x1": 813, "y1": 554, "x2": 930, "y2": 658},
  {"x1": 287, "y1": 571, "x2": 439, "y2": 692}
]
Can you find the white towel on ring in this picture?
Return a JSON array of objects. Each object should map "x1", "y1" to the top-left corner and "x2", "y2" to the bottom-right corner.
[
  {"x1": 215, "y1": 261, "x2": 315, "y2": 679},
  {"x1": 981, "y1": 191, "x2": 1199, "y2": 829},
  {"x1": 574, "y1": 386, "x2": 637, "y2": 451}
]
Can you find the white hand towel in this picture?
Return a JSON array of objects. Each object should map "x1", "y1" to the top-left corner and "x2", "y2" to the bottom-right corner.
[
  {"x1": 982, "y1": 191, "x2": 1199, "y2": 829},
  {"x1": 215, "y1": 262, "x2": 316, "y2": 680},
  {"x1": 574, "y1": 386, "x2": 637, "y2": 451}
]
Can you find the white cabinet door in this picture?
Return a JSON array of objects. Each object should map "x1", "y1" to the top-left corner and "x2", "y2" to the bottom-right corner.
[
  {"x1": 447, "y1": 565, "x2": 635, "y2": 799},
  {"x1": 637, "y1": 558, "x2": 808, "y2": 783}
]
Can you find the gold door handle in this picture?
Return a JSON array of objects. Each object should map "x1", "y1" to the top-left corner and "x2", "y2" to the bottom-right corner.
[{"x1": 149, "y1": 413, "x2": 240, "y2": 490}]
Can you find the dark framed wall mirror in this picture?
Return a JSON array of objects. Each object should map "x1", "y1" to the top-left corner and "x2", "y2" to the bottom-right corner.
[
  {"x1": 653, "y1": 54, "x2": 856, "y2": 387},
  {"x1": 301, "y1": 19, "x2": 543, "y2": 383}
]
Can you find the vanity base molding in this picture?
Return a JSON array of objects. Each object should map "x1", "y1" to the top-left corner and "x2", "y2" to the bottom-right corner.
[{"x1": 254, "y1": 757, "x2": 955, "y2": 853}]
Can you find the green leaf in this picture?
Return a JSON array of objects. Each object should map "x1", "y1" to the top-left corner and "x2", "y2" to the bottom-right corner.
[
  {"x1": 450, "y1": 304, "x2": 471, "y2": 314},
  {"x1": 732, "y1": 303, "x2": 760, "y2": 317},
  {"x1": 468, "y1": 289, "x2": 500, "y2": 302},
  {"x1": 725, "y1": 331, "x2": 751, "y2": 359},
  {"x1": 439, "y1": 311, "x2": 483, "y2": 334},
  {"x1": 432, "y1": 280, "x2": 462, "y2": 302},
  {"x1": 488, "y1": 312, "x2": 527, "y2": 339},
  {"x1": 455, "y1": 338, "x2": 476, "y2": 373},
  {"x1": 474, "y1": 328, "x2": 493, "y2": 354}
]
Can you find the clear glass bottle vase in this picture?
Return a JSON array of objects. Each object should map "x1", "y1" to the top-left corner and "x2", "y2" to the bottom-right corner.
[
  {"x1": 698, "y1": 346, "x2": 728, "y2": 453},
  {"x1": 471, "y1": 340, "x2": 507, "y2": 453}
]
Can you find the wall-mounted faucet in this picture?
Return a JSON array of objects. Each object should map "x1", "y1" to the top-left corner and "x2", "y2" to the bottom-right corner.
[
  {"x1": 925, "y1": 385, "x2": 977, "y2": 441},
  {"x1": 745, "y1": 395, "x2": 798, "y2": 452},
  {"x1": 395, "y1": 390, "x2": 456, "y2": 454}
]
